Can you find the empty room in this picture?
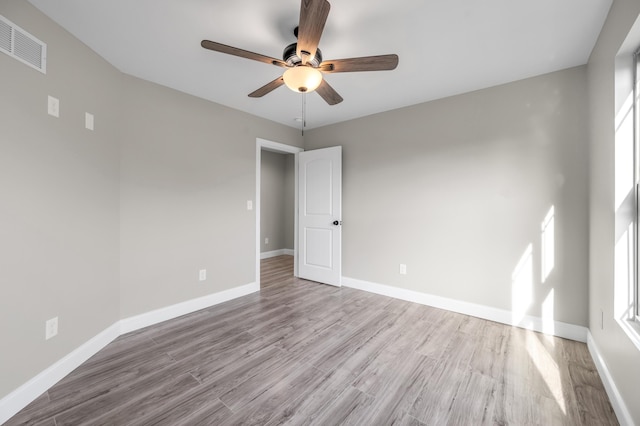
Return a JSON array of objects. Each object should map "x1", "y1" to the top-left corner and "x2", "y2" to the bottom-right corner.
[{"x1": 1, "y1": 0, "x2": 639, "y2": 424}]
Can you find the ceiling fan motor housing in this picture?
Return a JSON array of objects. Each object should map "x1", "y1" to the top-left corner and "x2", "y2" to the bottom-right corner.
[{"x1": 283, "y1": 43, "x2": 322, "y2": 67}]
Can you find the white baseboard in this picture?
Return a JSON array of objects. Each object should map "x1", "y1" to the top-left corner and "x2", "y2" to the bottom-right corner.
[
  {"x1": 0, "y1": 282, "x2": 259, "y2": 424},
  {"x1": 120, "y1": 282, "x2": 259, "y2": 334},
  {"x1": 587, "y1": 333, "x2": 634, "y2": 426},
  {"x1": 0, "y1": 323, "x2": 120, "y2": 424},
  {"x1": 342, "y1": 276, "x2": 588, "y2": 342},
  {"x1": 260, "y1": 249, "x2": 294, "y2": 259}
]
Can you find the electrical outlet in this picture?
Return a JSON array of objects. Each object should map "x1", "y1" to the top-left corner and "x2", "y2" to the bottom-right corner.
[
  {"x1": 45, "y1": 317, "x2": 58, "y2": 340},
  {"x1": 199, "y1": 269, "x2": 207, "y2": 281},
  {"x1": 265, "y1": 237, "x2": 269, "y2": 245},
  {"x1": 399, "y1": 264, "x2": 407, "y2": 275},
  {"x1": 247, "y1": 200, "x2": 253, "y2": 210}
]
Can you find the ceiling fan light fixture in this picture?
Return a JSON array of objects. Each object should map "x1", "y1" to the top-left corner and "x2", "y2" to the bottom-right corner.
[{"x1": 283, "y1": 65, "x2": 322, "y2": 93}]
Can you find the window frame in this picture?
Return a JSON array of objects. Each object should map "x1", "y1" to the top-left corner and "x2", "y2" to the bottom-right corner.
[{"x1": 635, "y1": 48, "x2": 640, "y2": 324}]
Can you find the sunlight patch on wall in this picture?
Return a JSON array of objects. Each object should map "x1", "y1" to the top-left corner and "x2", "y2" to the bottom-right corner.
[
  {"x1": 512, "y1": 244, "x2": 533, "y2": 326},
  {"x1": 542, "y1": 289, "x2": 555, "y2": 337},
  {"x1": 614, "y1": 222, "x2": 635, "y2": 321},
  {"x1": 614, "y1": 92, "x2": 634, "y2": 211},
  {"x1": 541, "y1": 206, "x2": 555, "y2": 283}
]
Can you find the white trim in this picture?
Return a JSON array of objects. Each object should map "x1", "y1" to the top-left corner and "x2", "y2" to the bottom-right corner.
[
  {"x1": 0, "y1": 282, "x2": 258, "y2": 424},
  {"x1": 256, "y1": 138, "x2": 303, "y2": 288},
  {"x1": 342, "y1": 276, "x2": 588, "y2": 342},
  {"x1": 256, "y1": 142, "x2": 261, "y2": 288},
  {"x1": 119, "y1": 282, "x2": 258, "y2": 334},
  {"x1": 0, "y1": 323, "x2": 120, "y2": 424},
  {"x1": 258, "y1": 139, "x2": 302, "y2": 154},
  {"x1": 615, "y1": 316, "x2": 640, "y2": 353},
  {"x1": 293, "y1": 153, "x2": 299, "y2": 279},
  {"x1": 260, "y1": 249, "x2": 294, "y2": 259},
  {"x1": 587, "y1": 332, "x2": 634, "y2": 426}
]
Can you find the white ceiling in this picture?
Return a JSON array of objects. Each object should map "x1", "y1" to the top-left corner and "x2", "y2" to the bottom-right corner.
[{"x1": 28, "y1": 0, "x2": 612, "y2": 130}]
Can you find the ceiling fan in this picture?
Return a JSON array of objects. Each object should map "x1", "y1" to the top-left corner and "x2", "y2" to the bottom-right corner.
[{"x1": 201, "y1": 0, "x2": 399, "y2": 105}]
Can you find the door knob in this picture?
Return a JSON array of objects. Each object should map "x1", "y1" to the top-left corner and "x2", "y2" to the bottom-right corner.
[{"x1": 332, "y1": 220, "x2": 342, "y2": 226}]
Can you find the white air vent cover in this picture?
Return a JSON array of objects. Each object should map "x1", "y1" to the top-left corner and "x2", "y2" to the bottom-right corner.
[{"x1": 0, "y1": 15, "x2": 46, "y2": 74}]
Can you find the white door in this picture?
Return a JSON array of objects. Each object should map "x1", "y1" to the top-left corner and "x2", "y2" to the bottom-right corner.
[{"x1": 298, "y1": 146, "x2": 342, "y2": 286}]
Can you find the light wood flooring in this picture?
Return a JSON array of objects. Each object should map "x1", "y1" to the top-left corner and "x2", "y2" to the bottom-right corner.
[{"x1": 7, "y1": 255, "x2": 617, "y2": 425}]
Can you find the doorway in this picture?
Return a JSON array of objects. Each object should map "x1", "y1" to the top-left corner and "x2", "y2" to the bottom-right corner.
[{"x1": 255, "y1": 138, "x2": 303, "y2": 288}]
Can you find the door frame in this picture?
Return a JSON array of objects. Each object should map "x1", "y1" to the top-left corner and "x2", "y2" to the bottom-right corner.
[{"x1": 255, "y1": 138, "x2": 304, "y2": 288}]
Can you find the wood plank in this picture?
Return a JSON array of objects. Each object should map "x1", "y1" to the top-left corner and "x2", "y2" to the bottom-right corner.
[
  {"x1": 172, "y1": 398, "x2": 233, "y2": 425},
  {"x1": 87, "y1": 374, "x2": 200, "y2": 425},
  {"x1": 128, "y1": 387, "x2": 231, "y2": 425},
  {"x1": 568, "y1": 361, "x2": 619, "y2": 425},
  {"x1": 219, "y1": 364, "x2": 327, "y2": 425},
  {"x1": 307, "y1": 386, "x2": 374, "y2": 425},
  {"x1": 264, "y1": 368, "x2": 356, "y2": 425}
]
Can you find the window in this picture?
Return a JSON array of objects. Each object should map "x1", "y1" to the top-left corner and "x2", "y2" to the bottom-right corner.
[{"x1": 613, "y1": 28, "x2": 640, "y2": 351}]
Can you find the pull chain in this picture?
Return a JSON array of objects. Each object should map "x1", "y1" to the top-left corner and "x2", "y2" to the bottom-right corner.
[{"x1": 301, "y1": 92, "x2": 307, "y2": 136}]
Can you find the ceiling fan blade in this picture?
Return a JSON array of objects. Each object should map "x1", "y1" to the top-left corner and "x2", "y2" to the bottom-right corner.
[
  {"x1": 316, "y1": 79, "x2": 343, "y2": 105},
  {"x1": 319, "y1": 54, "x2": 399, "y2": 73},
  {"x1": 248, "y1": 76, "x2": 285, "y2": 98},
  {"x1": 201, "y1": 40, "x2": 287, "y2": 68},
  {"x1": 297, "y1": 0, "x2": 330, "y2": 65}
]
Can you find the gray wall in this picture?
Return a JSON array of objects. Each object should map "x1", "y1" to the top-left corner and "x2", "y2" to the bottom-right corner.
[
  {"x1": 260, "y1": 151, "x2": 295, "y2": 253},
  {"x1": 0, "y1": 0, "x2": 121, "y2": 398},
  {"x1": 588, "y1": 0, "x2": 640, "y2": 423},
  {"x1": 0, "y1": 0, "x2": 302, "y2": 400},
  {"x1": 118, "y1": 76, "x2": 301, "y2": 318},
  {"x1": 305, "y1": 66, "x2": 589, "y2": 327}
]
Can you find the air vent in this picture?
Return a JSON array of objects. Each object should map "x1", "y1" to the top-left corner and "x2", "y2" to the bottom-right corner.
[{"x1": 0, "y1": 15, "x2": 46, "y2": 74}]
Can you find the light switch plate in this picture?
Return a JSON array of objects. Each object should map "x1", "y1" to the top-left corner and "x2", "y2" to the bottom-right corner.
[
  {"x1": 48, "y1": 96, "x2": 59, "y2": 118},
  {"x1": 199, "y1": 269, "x2": 207, "y2": 281},
  {"x1": 247, "y1": 200, "x2": 253, "y2": 210},
  {"x1": 45, "y1": 317, "x2": 58, "y2": 340},
  {"x1": 85, "y1": 112, "x2": 94, "y2": 130}
]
